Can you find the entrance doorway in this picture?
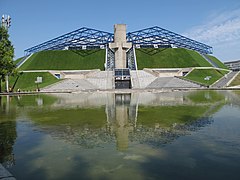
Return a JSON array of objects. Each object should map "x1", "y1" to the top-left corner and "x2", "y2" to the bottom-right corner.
[{"x1": 114, "y1": 69, "x2": 132, "y2": 89}]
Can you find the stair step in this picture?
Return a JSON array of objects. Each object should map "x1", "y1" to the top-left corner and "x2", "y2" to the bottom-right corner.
[{"x1": 147, "y1": 77, "x2": 201, "y2": 88}]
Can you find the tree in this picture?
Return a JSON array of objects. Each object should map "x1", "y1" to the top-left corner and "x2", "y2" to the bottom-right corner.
[{"x1": 0, "y1": 26, "x2": 15, "y2": 92}]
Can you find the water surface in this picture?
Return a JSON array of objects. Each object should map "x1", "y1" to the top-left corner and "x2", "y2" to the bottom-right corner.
[{"x1": 0, "y1": 91, "x2": 240, "y2": 180}]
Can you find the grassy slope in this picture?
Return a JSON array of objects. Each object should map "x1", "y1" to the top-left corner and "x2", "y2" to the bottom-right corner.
[
  {"x1": 19, "y1": 49, "x2": 105, "y2": 70},
  {"x1": 229, "y1": 73, "x2": 240, "y2": 86},
  {"x1": 3, "y1": 72, "x2": 60, "y2": 91},
  {"x1": 206, "y1": 55, "x2": 228, "y2": 69},
  {"x1": 184, "y1": 69, "x2": 229, "y2": 86},
  {"x1": 136, "y1": 48, "x2": 212, "y2": 69},
  {"x1": 14, "y1": 57, "x2": 23, "y2": 65}
]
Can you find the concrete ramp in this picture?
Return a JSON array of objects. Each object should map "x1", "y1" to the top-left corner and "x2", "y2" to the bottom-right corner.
[
  {"x1": 200, "y1": 53, "x2": 218, "y2": 68},
  {"x1": 147, "y1": 77, "x2": 201, "y2": 89},
  {"x1": 16, "y1": 54, "x2": 33, "y2": 68}
]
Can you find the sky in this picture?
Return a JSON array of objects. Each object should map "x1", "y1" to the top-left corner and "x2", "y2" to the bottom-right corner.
[{"x1": 0, "y1": 0, "x2": 240, "y2": 61}]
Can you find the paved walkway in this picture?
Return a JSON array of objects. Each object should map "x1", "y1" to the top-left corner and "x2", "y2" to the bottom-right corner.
[
  {"x1": 211, "y1": 71, "x2": 239, "y2": 88},
  {"x1": 0, "y1": 164, "x2": 15, "y2": 180}
]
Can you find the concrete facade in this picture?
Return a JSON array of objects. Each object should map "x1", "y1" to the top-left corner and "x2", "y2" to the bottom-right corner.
[
  {"x1": 109, "y1": 24, "x2": 132, "y2": 68},
  {"x1": 224, "y1": 60, "x2": 240, "y2": 71}
]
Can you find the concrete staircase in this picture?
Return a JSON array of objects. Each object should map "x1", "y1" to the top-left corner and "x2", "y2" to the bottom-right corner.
[
  {"x1": 146, "y1": 77, "x2": 202, "y2": 89},
  {"x1": 131, "y1": 70, "x2": 157, "y2": 89},
  {"x1": 211, "y1": 71, "x2": 239, "y2": 88},
  {"x1": 42, "y1": 79, "x2": 97, "y2": 92},
  {"x1": 42, "y1": 70, "x2": 114, "y2": 92}
]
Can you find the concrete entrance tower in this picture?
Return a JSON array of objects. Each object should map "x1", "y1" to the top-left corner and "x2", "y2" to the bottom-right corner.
[{"x1": 109, "y1": 24, "x2": 132, "y2": 68}]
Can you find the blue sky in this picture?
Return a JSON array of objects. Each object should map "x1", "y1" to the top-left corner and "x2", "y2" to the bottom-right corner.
[{"x1": 1, "y1": 0, "x2": 240, "y2": 61}]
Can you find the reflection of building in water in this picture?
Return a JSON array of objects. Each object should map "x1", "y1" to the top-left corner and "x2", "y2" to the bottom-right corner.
[
  {"x1": 16, "y1": 91, "x2": 223, "y2": 151},
  {"x1": 106, "y1": 93, "x2": 139, "y2": 151},
  {"x1": 106, "y1": 93, "x2": 186, "y2": 151},
  {"x1": 48, "y1": 91, "x2": 189, "y2": 109}
]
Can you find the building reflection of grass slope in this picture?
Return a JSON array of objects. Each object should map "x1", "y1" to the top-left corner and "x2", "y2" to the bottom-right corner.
[
  {"x1": 0, "y1": 96, "x2": 17, "y2": 167},
  {"x1": 31, "y1": 91, "x2": 229, "y2": 150},
  {"x1": 1, "y1": 91, "x2": 232, "y2": 155}
]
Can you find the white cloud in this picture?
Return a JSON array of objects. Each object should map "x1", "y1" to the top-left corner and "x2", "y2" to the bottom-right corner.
[{"x1": 183, "y1": 8, "x2": 240, "y2": 61}]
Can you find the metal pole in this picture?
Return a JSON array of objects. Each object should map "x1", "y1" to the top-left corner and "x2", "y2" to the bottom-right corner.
[{"x1": 5, "y1": 75, "x2": 9, "y2": 92}]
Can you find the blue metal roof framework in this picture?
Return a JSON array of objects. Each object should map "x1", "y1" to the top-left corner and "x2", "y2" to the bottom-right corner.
[
  {"x1": 24, "y1": 26, "x2": 212, "y2": 55},
  {"x1": 127, "y1": 26, "x2": 212, "y2": 54},
  {"x1": 24, "y1": 27, "x2": 114, "y2": 55}
]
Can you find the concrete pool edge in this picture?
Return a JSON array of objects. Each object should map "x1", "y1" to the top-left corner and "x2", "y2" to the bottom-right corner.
[
  {"x1": 0, "y1": 164, "x2": 16, "y2": 180},
  {"x1": 0, "y1": 87, "x2": 240, "y2": 96}
]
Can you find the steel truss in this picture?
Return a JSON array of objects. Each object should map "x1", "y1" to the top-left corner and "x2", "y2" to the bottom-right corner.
[
  {"x1": 24, "y1": 26, "x2": 212, "y2": 56},
  {"x1": 24, "y1": 27, "x2": 114, "y2": 55},
  {"x1": 106, "y1": 47, "x2": 115, "y2": 70},
  {"x1": 127, "y1": 26, "x2": 212, "y2": 54},
  {"x1": 126, "y1": 47, "x2": 137, "y2": 70}
]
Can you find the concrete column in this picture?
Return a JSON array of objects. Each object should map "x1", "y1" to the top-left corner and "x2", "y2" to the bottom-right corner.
[
  {"x1": 5, "y1": 75, "x2": 9, "y2": 92},
  {"x1": 109, "y1": 24, "x2": 132, "y2": 69}
]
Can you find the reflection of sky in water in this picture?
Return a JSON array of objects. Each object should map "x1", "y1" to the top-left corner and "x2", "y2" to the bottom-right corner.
[{"x1": 0, "y1": 91, "x2": 240, "y2": 180}]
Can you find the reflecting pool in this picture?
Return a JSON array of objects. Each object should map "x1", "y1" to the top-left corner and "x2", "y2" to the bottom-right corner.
[{"x1": 0, "y1": 91, "x2": 240, "y2": 180}]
